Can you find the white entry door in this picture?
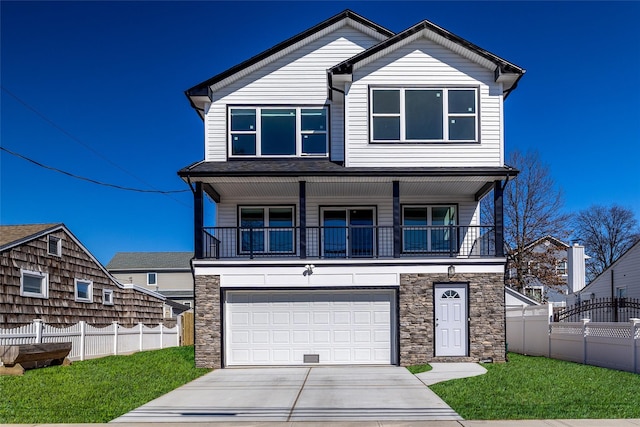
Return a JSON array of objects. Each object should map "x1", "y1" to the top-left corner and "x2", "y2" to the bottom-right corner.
[
  {"x1": 435, "y1": 283, "x2": 468, "y2": 356},
  {"x1": 225, "y1": 289, "x2": 394, "y2": 366}
]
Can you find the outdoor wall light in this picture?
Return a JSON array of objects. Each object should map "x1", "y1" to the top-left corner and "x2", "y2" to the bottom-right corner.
[
  {"x1": 448, "y1": 265, "x2": 455, "y2": 278},
  {"x1": 304, "y1": 264, "x2": 315, "y2": 275}
]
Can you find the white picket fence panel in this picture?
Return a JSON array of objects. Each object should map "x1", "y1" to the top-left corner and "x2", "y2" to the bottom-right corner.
[
  {"x1": 507, "y1": 306, "x2": 640, "y2": 373},
  {"x1": 0, "y1": 319, "x2": 179, "y2": 362}
]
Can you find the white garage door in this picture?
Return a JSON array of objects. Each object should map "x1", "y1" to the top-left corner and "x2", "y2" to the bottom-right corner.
[{"x1": 225, "y1": 289, "x2": 395, "y2": 366}]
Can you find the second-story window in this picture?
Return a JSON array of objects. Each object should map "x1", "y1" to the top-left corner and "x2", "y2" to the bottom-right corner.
[
  {"x1": 370, "y1": 88, "x2": 477, "y2": 143},
  {"x1": 229, "y1": 107, "x2": 328, "y2": 157}
]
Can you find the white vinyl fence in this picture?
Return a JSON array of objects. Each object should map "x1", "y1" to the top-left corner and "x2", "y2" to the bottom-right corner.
[
  {"x1": 0, "y1": 319, "x2": 179, "y2": 362},
  {"x1": 506, "y1": 305, "x2": 640, "y2": 373}
]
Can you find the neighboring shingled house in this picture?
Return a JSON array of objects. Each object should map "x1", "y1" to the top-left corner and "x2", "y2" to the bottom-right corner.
[
  {"x1": 106, "y1": 252, "x2": 194, "y2": 313},
  {"x1": 0, "y1": 224, "x2": 165, "y2": 327}
]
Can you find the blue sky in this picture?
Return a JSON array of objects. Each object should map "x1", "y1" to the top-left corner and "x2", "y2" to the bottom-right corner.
[{"x1": 2, "y1": 1, "x2": 639, "y2": 264}]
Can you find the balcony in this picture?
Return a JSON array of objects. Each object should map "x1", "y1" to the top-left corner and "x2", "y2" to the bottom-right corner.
[{"x1": 199, "y1": 225, "x2": 498, "y2": 260}]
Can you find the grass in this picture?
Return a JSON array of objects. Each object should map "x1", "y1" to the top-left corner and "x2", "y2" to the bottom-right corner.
[
  {"x1": 429, "y1": 353, "x2": 640, "y2": 419},
  {"x1": 406, "y1": 363, "x2": 432, "y2": 374},
  {"x1": 0, "y1": 345, "x2": 210, "y2": 424}
]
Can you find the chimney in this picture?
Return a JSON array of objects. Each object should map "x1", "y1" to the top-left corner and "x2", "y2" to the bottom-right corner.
[{"x1": 567, "y1": 242, "x2": 586, "y2": 293}]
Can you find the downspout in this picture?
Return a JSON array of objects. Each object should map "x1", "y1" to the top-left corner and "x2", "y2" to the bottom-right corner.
[{"x1": 327, "y1": 70, "x2": 346, "y2": 100}]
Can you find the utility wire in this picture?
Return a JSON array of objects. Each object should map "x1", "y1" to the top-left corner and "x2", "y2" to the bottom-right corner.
[
  {"x1": 1, "y1": 145, "x2": 189, "y2": 194},
  {"x1": 1, "y1": 85, "x2": 192, "y2": 201}
]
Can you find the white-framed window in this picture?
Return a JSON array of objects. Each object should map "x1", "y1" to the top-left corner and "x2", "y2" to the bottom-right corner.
[
  {"x1": 556, "y1": 261, "x2": 568, "y2": 276},
  {"x1": 616, "y1": 287, "x2": 627, "y2": 299},
  {"x1": 229, "y1": 106, "x2": 328, "y2": 157},
  {"x1": 48, "y1": 235, "x2": 62, "y2": 256},
  {"x1": 402, "y1": 205, "x2": 457, "y2": 253},
  {"x1": 370, "y1": 87, "x2": 478, "y2": 142},
  {"x1": 103, "y1": 289, "x2": 114, "y2": 306},
  {"x1": 20, "y1": 269, "x2": 49, "y2": 299},
  {"x1": 147, "y1": 272, "x2": 157, "y2": 286},
  {"x1": 239, "y1": 206, "x2": 295, "y2": 254},
  {"x1": 74, "y1": 279, "x2": 93, "y2": 303}
]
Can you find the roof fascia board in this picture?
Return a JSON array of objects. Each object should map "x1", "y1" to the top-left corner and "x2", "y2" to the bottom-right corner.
[
  {"x1": 178, "y1": 168, "x2": 519, "y2": 179},
  {"x1": 331, "y1": 20, "x2": 525, "y2": 87},
  {"x1": 186, "y1": 10, "x2": 394, "y2": 96}
]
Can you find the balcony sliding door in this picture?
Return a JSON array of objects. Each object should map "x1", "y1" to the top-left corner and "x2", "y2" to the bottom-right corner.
[{"x1": 322, "y1": 208, "x2": 374, "y2": 258}]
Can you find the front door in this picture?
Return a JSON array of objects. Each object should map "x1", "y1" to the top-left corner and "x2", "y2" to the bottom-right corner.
[
  {"x1": 434, "y1": 283, "x2": 468, "y2": 356},
  {"x1": 322, "y1": 208, "x2": 374, "y2": 258}
]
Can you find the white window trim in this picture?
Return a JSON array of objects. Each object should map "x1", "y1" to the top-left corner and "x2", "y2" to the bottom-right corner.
[
  {"x1": 401, "y1": 205, "x2": 457, "y2": 253},
  {"x1": 147, "y1": 272, "x2": 157, "y2": 286},
  {"x1": 370, "y1": 87, "x2": 479, "y2": 143},
  {"x1": 74, "y1": 278, "x2": 93, "y2": 303},
  {"x1": 20, "y1": 269, "x2": 49, "y2": 299},
  {"x1": 239, "y1": 206, "x2": 296, "y2": 255},
  {"x1": 48, "y1": 235, "x2": 62, "y2": 257},
  {"x1": 228, "y1": 106, "x2": 329, "y2": 158},
  {"x1": 103, "y1": 289, "x2": 114, "y2": 306}
]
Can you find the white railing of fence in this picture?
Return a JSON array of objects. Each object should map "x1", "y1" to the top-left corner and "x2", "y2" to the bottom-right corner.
[
  {"x1": 0, "y1": 319, "x2": 179, "y2": 362},
  {"x1": 507, "y1": 306, "x2": 640, "y2": 374}
]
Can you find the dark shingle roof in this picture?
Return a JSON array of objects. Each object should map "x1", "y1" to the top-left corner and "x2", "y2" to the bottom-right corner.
[
  {"x1": 178, "y1": 159, "x2": 518, "y2": 178},
  {"x1": 106, "y1": 252, "x2": 193, "y2": 271}
]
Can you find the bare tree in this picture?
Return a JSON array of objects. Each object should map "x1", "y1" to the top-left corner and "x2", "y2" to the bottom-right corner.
[
  {"x1": 573, "y1": 205, "x2": 640, "y2": 280},
  {"x1": 483, "y1": 150, "x2": 570, "y2": 295}
]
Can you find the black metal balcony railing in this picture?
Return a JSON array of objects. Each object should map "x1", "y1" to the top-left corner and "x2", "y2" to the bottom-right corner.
[{"x1": 201, "y1": 225, "x2": 497, "y2": 260}]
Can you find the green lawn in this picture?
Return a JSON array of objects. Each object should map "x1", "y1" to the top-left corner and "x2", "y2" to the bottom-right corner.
[
  {"x1": 0, "y1": 346, "x2": 210, "y2": 424},
  {"x1": 429, "y1": 353, "x2": 640, "y2": 419}
]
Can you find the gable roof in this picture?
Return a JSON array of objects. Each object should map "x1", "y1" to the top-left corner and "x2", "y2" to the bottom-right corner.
[
  {"x1": 0, "y1": 223, "x2": 62, "y2": 250},
  {"x1": 185, "y1": 9, "x2": 394, "y2": 117},
  {"x1": 0, "y1": 223, "x2": 165, "y2": 300},
  {"x1": 329, "y1": 19, "x2": 525, "y2": 97},
  {"x1": 106, "y1": 252, "x2": 193, "y2": 271},
  {"x1": 505, "y1": 286, "x2": 541, "y2": 306}
]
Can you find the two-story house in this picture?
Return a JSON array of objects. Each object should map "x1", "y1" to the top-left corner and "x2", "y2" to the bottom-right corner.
[
  {"x1": 178, "y1": 10, "x2": 525, "y2": 368},
  {"x1": 106, "y1": 251, "x2": 195, "y2": 316}
]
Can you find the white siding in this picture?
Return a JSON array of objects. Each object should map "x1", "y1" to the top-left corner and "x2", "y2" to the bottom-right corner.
[
  {"x1": 345, "y1": 37, "x2": 504, "y2": 168},
  {"x1": 215, "y1": 195, "x2": 478, "y2": 228},
  {"x1": 578, "y1": 243, "x2": 640, "y2": 300},
  {"x1": 204, "y1": 27, "x2": 381, "y2": 162}
]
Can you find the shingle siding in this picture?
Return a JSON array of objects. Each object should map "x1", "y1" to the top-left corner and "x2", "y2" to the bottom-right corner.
[{"x1": 0, "y1": 229, "x2": 164, "y2": 327}]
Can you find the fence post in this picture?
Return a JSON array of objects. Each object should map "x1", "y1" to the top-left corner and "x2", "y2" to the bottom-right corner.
[
  {"x1": 113, "y1": 321, "x2": 119, "y2": 356},
  {"x1": 79, "y1": 321, "x2": 86, "y2": 361},
  {"x1": 581, "y1": 318, "x2": 590, "y2": 365},
  {"x1": 34, "y1": 319, "x2": 43, "y2": 344},
  {"x1": 631, "y1": 318, "x2": 639, "y2": 374},
  {"x1": 547, "y1": 304, "x2": 553, "y2": 358},
  {"x1": 159, "y1": 322, "x2": 164, "y2": 349},
  {"x1": 139, "y1": 322, "x2": 144, "y2": 351}
]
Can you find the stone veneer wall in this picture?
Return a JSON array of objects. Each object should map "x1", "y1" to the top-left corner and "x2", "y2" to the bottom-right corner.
[
  {"x1": 194, "y1": 274, "x2": 221, "y2": 368},
  {"x1": 399, "y1": 272, "x2": 505, "y2": 366}
]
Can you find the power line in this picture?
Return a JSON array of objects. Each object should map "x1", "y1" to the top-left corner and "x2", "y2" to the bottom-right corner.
[
  {"x1": 1, "y1": 146, "x2": 190, "y2": 194},
  {"x1": 1, "y1": 85, "x2": 192, "y2": 205}
]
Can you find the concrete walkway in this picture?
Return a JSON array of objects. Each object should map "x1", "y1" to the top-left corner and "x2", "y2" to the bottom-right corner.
[
  {"x1": 111, "y1": 365, "x2": 463, "y2": 423},
  {"x1": 417, "y1": 362, "x2": 488, "y2": 385}
]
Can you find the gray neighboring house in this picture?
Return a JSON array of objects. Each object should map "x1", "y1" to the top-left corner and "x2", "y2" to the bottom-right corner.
[{"x1": 106, "y1": 252, "x2": 194, "y2": 317}]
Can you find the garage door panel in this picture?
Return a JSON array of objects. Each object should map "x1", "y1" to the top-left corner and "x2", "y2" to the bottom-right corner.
[{"x1": 226, "y1": 290, "x2": 394, "y2": 365}]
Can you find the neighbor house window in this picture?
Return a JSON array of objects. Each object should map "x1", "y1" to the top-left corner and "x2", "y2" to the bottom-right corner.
[
  {"x1": 370, "y1": 88, "x2": 477, "y2": 142},
  {"x1": 230, "y1": 107, "x2": 328, "y2": 157},
  {"x1": 239, "y1": 206, "x2": 295, "y2": 254},
  {"x1": 147, "y1": 272, "x2": 157, "y2": 286},
  {"x1": 20, "y1": 269, "x2": 49, "y2": 299},
  {"x1": 402, "y1": 205, "x2": 456, "y2": 252},
  {"x1": 556, "y1": 261, "x2": 568, "y2": 276},
  {"x1": 75, "y1": 279, "x2": 93, "y2": 303},
  {"x1": 103, "y1": 289, "x2": 114, "y2": 306},
  {"x1": 48, "y1": 235, "x2": 61, "y2": 256}
]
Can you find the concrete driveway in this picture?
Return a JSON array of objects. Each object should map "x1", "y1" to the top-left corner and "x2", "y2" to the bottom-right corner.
[{"x1": 111, "y1": 366, "x2": 460, "y2": 422}]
